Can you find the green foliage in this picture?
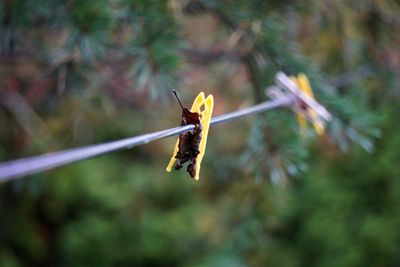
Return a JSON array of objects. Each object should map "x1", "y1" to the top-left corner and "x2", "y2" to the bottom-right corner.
[
  {"x1": 126, "y1": 0, "x2": 182, "y2": 99},
  {"x1": 261, "y1": 104, "x2": 400, "y2": 267},
  {"x1": 70, "y1": 0, "x2": 112, "y2": 33},
  {"x1": 1, "y1": 0, "x2": 400, "y2": 266}
]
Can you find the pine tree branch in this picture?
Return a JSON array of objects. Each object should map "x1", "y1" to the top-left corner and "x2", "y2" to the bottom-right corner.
[{"x1": 328, "y1": 65, "x2": 374, "y2": 88}]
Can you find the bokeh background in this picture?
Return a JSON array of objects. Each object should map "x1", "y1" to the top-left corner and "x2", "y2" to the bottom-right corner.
[{"x1": 1, "y1": 0, "x2": 400, "y2": 266}]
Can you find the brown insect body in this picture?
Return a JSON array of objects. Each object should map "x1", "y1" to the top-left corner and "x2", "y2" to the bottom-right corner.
[{"x1": 172, "y1": 91, "x2": 203, "y2": 178}]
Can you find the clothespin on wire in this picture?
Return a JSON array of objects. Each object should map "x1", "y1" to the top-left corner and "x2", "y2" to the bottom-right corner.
[
  {"x1": 266, "y1": 71, "x2": 332, "y2": 136},
  {"x1": 0, "y1": 71, "x2": 332, "y2": 182}
]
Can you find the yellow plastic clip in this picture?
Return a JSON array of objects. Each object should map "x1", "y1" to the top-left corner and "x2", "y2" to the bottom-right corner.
[
  {"x1": 166, "y1": 92, "x2": 214, "y2": 181},
  {"x1": 290, "y1": 73, "x2": 325, "y2": 137}
]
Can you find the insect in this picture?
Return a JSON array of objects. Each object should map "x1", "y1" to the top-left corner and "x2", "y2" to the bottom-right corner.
[{"x1": 166, "y1": 90, "x2": 214, "y2": 180}]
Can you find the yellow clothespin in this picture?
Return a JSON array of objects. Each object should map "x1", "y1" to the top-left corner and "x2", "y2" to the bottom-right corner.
[
  {"x1": 166, "y1": 92, "x2": 214, "y2": 181},
  {"x1": 267, "y1": 72, "x2": 332, "y2": 137},
  {"x1": 290, "y1": 73, "x2": 325, "y2": 136}
]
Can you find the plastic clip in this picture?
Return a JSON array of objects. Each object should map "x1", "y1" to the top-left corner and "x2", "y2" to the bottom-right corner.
[
  {"x1": 166, "y1": 92, "x2": 214, "y2": 181},
  {"x1": 267, "y1": 72, "x2": 332, "y2": 136}
]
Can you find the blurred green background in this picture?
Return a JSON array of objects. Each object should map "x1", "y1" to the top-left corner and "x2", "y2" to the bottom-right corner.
[{"x1": 1, "y1": 0, "x2": 400, "y2": 266}]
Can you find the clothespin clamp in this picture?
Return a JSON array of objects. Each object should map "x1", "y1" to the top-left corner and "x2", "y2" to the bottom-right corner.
[
  {"x1": 266, "y1": 72, "x2": 332, "y2": 136},
  {"x1": 166, "y1": 92, "x2": 214, "y2": 181}
]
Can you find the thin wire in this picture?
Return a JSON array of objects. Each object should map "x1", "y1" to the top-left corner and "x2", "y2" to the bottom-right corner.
[{"x1": 0, "y1": 97, "x2": 293, "y2": 182}]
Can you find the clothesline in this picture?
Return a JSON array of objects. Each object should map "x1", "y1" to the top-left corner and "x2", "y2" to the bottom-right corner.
[{"x1": 0, "y1": 97, "x2": 293, "y2": 182}]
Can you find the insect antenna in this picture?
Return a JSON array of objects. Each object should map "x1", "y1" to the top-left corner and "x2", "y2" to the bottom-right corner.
[{"x1": 172, "y1": 90, "x2": 185, "y2": 111}]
